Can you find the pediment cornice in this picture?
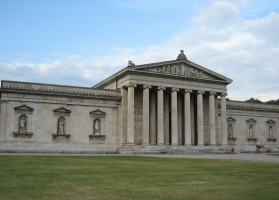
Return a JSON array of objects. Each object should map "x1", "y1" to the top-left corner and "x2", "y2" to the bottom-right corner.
[{"x1": 93, "y1": 59, "x2": 233, "y2": 89}]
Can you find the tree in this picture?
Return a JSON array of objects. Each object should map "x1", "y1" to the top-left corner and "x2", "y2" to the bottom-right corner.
[
  {"x1": 245, "y1": 98, "x2": 263, "y2": 103},
  {"x1": 266, "y1": 98, "x2": 279, "y2": 104}
]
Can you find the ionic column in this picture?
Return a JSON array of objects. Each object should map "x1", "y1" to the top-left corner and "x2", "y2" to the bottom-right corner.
[
  {"x1": 171, "y1": 88, "x2": 179, "y2": 146},
  {"x1": 221, "y1": 93, "x2": 228, "y2": 146},
  {"x1": 184, "y1": 90, "x2": 192, "y2": 146},
  {"x1": 164, "y1": 93, "x2": 170, "y2": 145},
  {"x1": 157, "y1": 87, "x2": 165, "y2": 145},
  {"x1": 197, "y1": 91, "x2": 205, "y2": 146},
  {"x1": 127, "y1": 83, "x2": 137, "y2": 145},
  {"x1": 209, "y1": 92, "x2": 216, "y2": 146},
  {"x1": 143, "y1": 85, "x2": 151, "y2": 145}
]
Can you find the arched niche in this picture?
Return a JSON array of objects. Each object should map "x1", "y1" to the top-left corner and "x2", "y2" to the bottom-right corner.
[
  {"x1": 246, "y1": 118, "x2": 257, "y2": 142},
  {"x1": 227, "y1": 116, "x2": 237, "y2": 144},
  {"x1": 266, "y1": 119, "x2": 277, "y2": 142},
  {"x1": 57, "y1": 116, "x2": 66, "y2": 134},
  {"x1": 52, "y1": 107, "x2": 71, "y2": 142},
  {"x1": 19, "y1": 114, "x2": 28, "y2": 133},
  {"x1": 89, "y1": 109, "x2": 106, "y2": 143},
  {"x1": 13, "y1": 105, "x2": 33, "y2": 138}
]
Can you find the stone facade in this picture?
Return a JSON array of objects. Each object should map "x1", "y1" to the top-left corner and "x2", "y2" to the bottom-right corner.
[{"x1": 0, "y1": 52, "x2": 278, "y2": 154}]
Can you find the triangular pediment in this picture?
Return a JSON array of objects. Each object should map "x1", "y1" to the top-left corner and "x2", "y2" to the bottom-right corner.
[
  {"x1": 129, "y1": 60, "x2": 232, "y2": 83},
  {"x1": 246, "y1": 118, "x2": 257, "y2": 124},
  {"x1": 227, "y1": 116, "x2": 236, "y2": 122},
  {"x1": 14, "y1": 105, "x2": 34, "y2": 112},
  {"x1": 90, "y1": 109, "x2": 106, "y2": 115},
  {"x1": 53, "y1": 107, "x2": 71, "y2": 114},
  {"x1": 266, "y1": 119, "x2": 276, "y2": 125}
]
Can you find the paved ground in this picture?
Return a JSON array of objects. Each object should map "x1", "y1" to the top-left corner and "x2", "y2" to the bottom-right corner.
[{"x1": 1, "y1": 153, "x2": 279, "y2": 163}]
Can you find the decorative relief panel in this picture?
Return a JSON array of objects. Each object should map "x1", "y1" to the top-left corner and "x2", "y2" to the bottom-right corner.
[{"x1": 138, "y1": 63, "x2": 219, "y2": 80}]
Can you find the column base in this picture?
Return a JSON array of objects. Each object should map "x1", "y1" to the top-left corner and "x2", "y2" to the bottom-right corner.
[
  {"x1": 210, "y1": 144, "x2": 217, "y2": 146},
  {"x1": 197, "y1": 144, "x2": 204, "y2": 147},
  {"x1": 157, "y1": 143, "x2": 165, "y2": 146},
  {"x1": 126, "y1": 143, "x2": 135, "y2": 146},
  {"x1": 171, "y1": 143, "x2": 178, "y2": 146},
  {"x1": 184, "y1": 143, "x2": 192, "y2": 146},
  {"x1": 142, "y1": 143, "x2": 150, "y2": 146},
  {"x1": 221, "y1": 144, "x2": 228, "y2": 146}
]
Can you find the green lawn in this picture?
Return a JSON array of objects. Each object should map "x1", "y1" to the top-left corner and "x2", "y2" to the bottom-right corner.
[{"x1": 0, "y1": 156, "x2": 278, "y2": 200}]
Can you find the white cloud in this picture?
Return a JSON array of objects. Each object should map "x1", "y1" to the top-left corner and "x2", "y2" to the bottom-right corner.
[
  {"x1": 0, "y1": 1, "x2": 278, "y2": 101},
  {"x1": 64, "y1": 55, "x2": 83, "y2": 60},
  {"x1": 192, "y1": 1, "x2": 242, "y2": 30}
]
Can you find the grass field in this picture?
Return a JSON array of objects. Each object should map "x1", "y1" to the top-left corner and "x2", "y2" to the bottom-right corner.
[{"x1": 0, "y1": 156, "x2": 278, "y2": 200}]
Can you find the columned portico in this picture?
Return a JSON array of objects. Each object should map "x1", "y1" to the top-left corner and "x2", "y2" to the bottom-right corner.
[
  {"x1": 157, "y1": 87, "x2": 165, "y2": 145},
  {"x1": 221, "y1": 93, "x2": 228, "y2": 146},
  {"x1": 184, "y1": 90, "x2": 192, "y2": 146},
  {"x1": 142, "y1": 85, "x2": 151, "y2": 145},
  {"x1": 127, "y1": 83, "x2": 136, "y2": 145},
  {"x1": 171, "y1": 88, "x2": 179, "y2": 146},
  {"x1": 197, "y1": 90, "x2": 204, "y2": 146},
  {"x1": 209, "y1": 92, "x2": 216, "y2": 145}
]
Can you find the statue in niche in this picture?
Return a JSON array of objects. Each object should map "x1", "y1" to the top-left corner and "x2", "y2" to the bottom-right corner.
[
  {"x1": 94, "y1": 120, "x2": 100, "y2": 135},
  {"x1": 249, "y1": 125, "x2": 253, "y2": 138},
  {"x1": 228, "y1": 125, "x2": 233, "y2": 138},
  {"x1": 20, "y1": 117, "x2": 26, "y2": 132},
  {"x1": 128, "y1": 60, "x2": 135, "y2": 67},
  {"x1": 162, "y1": 66, "x2": 166, "y2": 73},
  {"x1": 269, "y1": 126, "x2": 273, "y2": 138},
  {"x1": 176, "y1": 50, "x2": 187, "y2": 60},
  {"x1": 58, "y1": 119, "x2": 64, "y2": 134}
]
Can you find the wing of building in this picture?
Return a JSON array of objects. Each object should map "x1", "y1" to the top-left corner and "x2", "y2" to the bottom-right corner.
[{"x1": 0, "y1": 51, "x2": 278, "y2": 154}]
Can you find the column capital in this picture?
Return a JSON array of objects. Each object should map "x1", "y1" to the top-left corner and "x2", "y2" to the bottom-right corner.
[
  {"x1": 126, "y1": 83, "x2": 137, "y2": 88},
  {"x1": 171, "y1": 88, "x2": 179, "y2": 92},
  {"x1": 157, "y1": 86, "x2": 166, "y2": 91},
  {"x1": 221, "y1": 93, "x2": 227, "y2": 97},
  {"x1": 209, "y1": 92, "x2": 217, "y2": 96},
  {"x1": 197, "y1": 90, "x2": 205, "y2": 94},
  {"x1": 184, "y1": 89, "x2": 192, "y2": 93},
  {"x1": 143, "y1": 85, "x2": 152, "y2": 89}
]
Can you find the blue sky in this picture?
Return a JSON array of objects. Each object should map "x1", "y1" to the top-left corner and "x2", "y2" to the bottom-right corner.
[{"x1": 0, "y1": 0, "x2": 278, "y2": 101}]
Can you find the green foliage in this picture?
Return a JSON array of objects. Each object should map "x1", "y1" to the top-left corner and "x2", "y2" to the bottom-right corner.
[
  {"x1": 245, "y1": 97, "x2": 263, "y2": 103},
  {"x1": 0, "y1": 156, "x2": 279, "y2": 200},
  {"x1": 245, "y1": 98, "x2": 279, "y2": 104},
  {"x1": 266, "y1": 98, "x2": 279, "y2": 104}
]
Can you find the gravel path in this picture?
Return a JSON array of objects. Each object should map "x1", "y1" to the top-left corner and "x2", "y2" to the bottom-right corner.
[{"x1": 1, "y1": 153, "x2": 279, "y2": 163}]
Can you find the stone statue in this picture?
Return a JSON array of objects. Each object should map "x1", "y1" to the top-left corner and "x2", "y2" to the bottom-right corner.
[
  {"x1": 95, "y1": 120, "x2": 100, "y2": 135},
  {"x1": 249, "y1": 125, "x2": 253, "y2": 138},
  {"x1": 228, "y1": 125, "x2": 232, "y2": 138},
  {"x1": 176, "y1": 50, "x2": 187, "y2": 60},
  {"x1": 128, "y1": 60, "x2": 135, "y2": 67},
  {"x1": 171, "y1": 65, "x2": 176, "y2": 74},
  {"x1": 162, "y1": 66, "x2": 166, "y2": 73},
  {"x1": 269, "y1": 126, "x2": 273, "y2": 138},
  {"x1": 58, "y1": 119, "x2": 64, "y2": 134},
  {"x1": 166, "y1": 65, "x2": 170, "y2": 73},
  {"x1": 20, "y1": 117, "x2": 26, "y2": 132}
]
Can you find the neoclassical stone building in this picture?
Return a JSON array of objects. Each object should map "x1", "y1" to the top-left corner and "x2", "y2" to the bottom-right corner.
[{"x1": 0, "y1": 51, "x2": 278, "y2": 154}]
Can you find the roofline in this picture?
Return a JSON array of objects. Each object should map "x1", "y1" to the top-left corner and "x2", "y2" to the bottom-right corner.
[{"x1": 93, "y1": 59, "x2": 233, "y2": 88}]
